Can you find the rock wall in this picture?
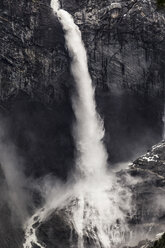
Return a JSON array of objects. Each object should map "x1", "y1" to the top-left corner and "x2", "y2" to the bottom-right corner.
[
  {"x1": 70, "y1": 0, "x2": 165, "y2": 96},
  {"x1": 0, "y1": 1, "x2": 164, "y2": 156},
  {"x1": 0, "y1": 2, "x2": 165, "y2": 247},
  {"x1": 0, "y1": 0, "x2": 165, "y2": 100},
  {"x1": 0, "y1": 0, "x2": 70, "y2": 103}
]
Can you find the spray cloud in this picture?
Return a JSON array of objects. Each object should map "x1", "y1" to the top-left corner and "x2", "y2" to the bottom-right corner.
[
  {"x1": 0, "y1": 121, "x2": 29, "y2": 223},
  {"x1": 23, "y1": 1, "x2": 133, "y2": 247}
]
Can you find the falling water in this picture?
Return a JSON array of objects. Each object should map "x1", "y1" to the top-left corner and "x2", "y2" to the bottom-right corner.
[
  {"x1": 52, "y1": 2, "x2": 108, "y2": 178},
  {"x1": 23, "y1": 1, "x2": 132, "y2": 248},
  {"x1": 163, "y1": 106, "x2": 165, "y2": 140}
]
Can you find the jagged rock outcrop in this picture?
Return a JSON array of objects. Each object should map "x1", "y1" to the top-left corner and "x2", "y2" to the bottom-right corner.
[
  {"x1": 152, "y1": 233, "x2": 165, "y2": 248},
  {"x1": 31, "y1": 142, "x2": 165, "y2": 248},
  {"x1": 123, "y1": 141, "x2": 165, "y2": 245},
  {"x1": 36, "y1": 208, "x2": 79, "y2": 248},
  {"x1": 127, "y1": 232, "x2": 165, "y2": 248}
]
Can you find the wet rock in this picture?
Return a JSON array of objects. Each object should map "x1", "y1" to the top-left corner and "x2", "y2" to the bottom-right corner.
[
  {"x1": 127, "y1": 232, "x2": 165, "y2": 248},
  {"x1": 34, "y1": 142, "x2": 165, "y2": 248},
  {"x1": 32, "y1": 243, "x2": 41, "y2": 248},
  {"x1": 122, "y1": 142, "x2": 165, "y2": 241},
  {"x1": 152, "y1": 232, "x2": 165, "y2": 247},
  {"x1": 36, "y1": 209, "x2": 79, "y2": 248}
]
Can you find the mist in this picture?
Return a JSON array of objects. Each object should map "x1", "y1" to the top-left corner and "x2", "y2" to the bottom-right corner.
[
  {"x1": 0, "y1": 119, "x2": 29, "y2": 223},
  {"x1": 0, "y1": 1, "x2": 163, "y2": 248},
  {"x1": 22, "y1": 1, "x2": 134, "y2": 247},
  {"x1": 56, "y1": 8, "x2": 108, "y2": 178}
]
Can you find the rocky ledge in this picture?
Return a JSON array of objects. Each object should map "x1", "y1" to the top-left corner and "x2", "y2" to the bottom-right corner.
[
  {"x1": 124, "y1": 141, "x2": 165, "y2": 242},
  {"x1": 127, "y1": 232, "x2": 165, "y2": 248},
  {"x1": 28, "y1": 141, "x2": 165, "y2": 248}
]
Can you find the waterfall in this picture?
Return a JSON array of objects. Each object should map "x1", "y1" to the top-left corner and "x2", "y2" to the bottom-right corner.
[
  {"x1": 23, "y1": 2, "x2": 132, "y2": 248},
  {"x1": 51, "y1": 2, "x2": 108, "y2": 178}
]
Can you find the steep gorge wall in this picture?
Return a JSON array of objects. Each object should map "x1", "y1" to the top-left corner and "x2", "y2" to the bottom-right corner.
[
  {"x1": 64, "y1": 0, "x2": 165, "y2": 96},
  {"x1": 0, "y1": 2, "x2": 165, "y2": 247},
  {"x1": 0, "y1": 0, "x2": 165, "y2": 169},
  {"x1": 0, "y1": 0, "x2": 165, "y2": 100},
  {"x1": 0, "y1": 0, "x2": 70, "y2": 103}
]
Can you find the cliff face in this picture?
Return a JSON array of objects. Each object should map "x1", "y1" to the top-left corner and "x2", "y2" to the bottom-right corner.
[
  {"x1": 0, "y1": 2, "x2": 165, "y2": 248},
  {"x1": 0, "y1": 0, "x2": 165, "y2": 100},
  {"x1": 125, "y1": 141, "x2": 165, "y2": 241},
  {"x1": 0, "y1": 0, "x2": 165, "y2": 168},
  {"x1": 66, "y1": 0, "x2": 165, "y2": 96},
  {"x1": 0, "y1": 0, "x2": 70, "y2": 103}
]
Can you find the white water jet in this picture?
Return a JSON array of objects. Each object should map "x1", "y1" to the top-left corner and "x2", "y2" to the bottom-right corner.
[
  {"x1": 23, "y1": 1, "x2": 132, "y2": 248},
  {"x1": 52, "y1": 1, "x2": 108, "y2": 178},
  {"x1": 0, "y1": 124, "x2": 28, "y2": 223},
  {"x1": 51, "y1": 0, "x2": 60, "y2": 12}
]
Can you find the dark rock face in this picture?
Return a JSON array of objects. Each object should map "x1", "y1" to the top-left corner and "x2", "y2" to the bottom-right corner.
[
  {"x1": 0, "y1": 0, "x2": 70, "y2": 103},
  {"x1": 126, "y1": 233, "x2": 165, "y2": 248},
  {"x1": 36, "y1": 209, "x2": 78, "y2": 248},
  {"x1": 0, "y1": 1, "x2": 165, "y2": 247},
  {"x1": 152, "y1": 233, "x2": 165, "y2": 248},
  {"x1": 126, "y1": 141, "x2": 165, "y2": 243},
  {"x1": 68, "y1": 0, "x2": 165, "y2": 96},
  {"x1": 157, "y1": 0, "x2": 165, "y2": 8},
  {"x1": 1, "y1": 0, "x2": 165, "y2": 97},
  {"x1": 1, "y1": 0, "x2": 165, "y2": 98}
]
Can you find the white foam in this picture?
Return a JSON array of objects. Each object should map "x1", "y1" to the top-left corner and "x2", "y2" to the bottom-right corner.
[{"x1": 23, "y1": 1, "x2": 132, "y2": 247}]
